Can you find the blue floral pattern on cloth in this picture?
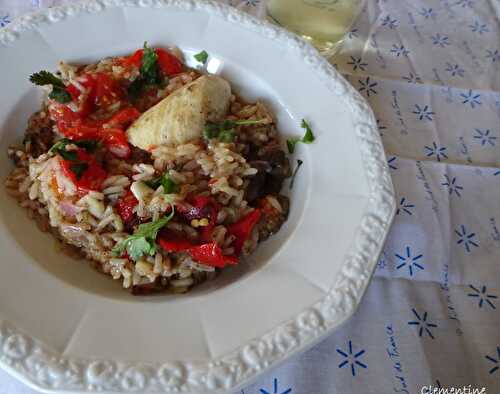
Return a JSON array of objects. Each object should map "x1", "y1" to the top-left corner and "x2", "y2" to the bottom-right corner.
[{"x1": 2, "y1": 0, "x2": 500, "y2": 393}]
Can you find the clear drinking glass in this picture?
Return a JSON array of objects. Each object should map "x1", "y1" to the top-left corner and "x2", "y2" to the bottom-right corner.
[{"x1": 266, "y1": 0, "x2": 366, "y2": 57}]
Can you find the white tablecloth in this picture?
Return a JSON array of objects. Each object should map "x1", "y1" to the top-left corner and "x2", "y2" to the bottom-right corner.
[{"x1": 1, "y1": 0, "x2": 500, "y2": 393}]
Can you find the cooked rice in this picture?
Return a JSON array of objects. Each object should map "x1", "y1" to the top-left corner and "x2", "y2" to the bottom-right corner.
[{"x1": 5, "y1": 48, "x2": 291, "y2": 295}]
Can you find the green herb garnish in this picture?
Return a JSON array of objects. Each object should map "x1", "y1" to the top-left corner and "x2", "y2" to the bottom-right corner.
[
  {"x1": 70, "y1": 162, "x2": 88, "y2": 180},
  {"x1": 140, "y1": 42, "x2": 161, "y2": 85},
  {"x1": 50, "y1": 139, "x2": 78, "y2": 161},
  {"x1": 194, "y1": 50, "x2": 209, "y2": 64},
  {"x1": 128, "y1": 42, "x2": 165, "y2": 98},
  {"x1": 112, "y1": 208, "x2": 175, "y2": 261},
  {"x1": 203, "y1": 119, "x2": 265, "y2": 142},
  {"x1": 50, "y1": 138, "x2": 100, "y2": 160},
  {"x1": 145, "y1": 174, "x2": 180, "y2": 194},
  {"x1": 29, "y1": 71, "x2": 72, "y2": 103},
  {"x1": 289, "y1": 160, "x2": 303, "y2": 190},
  {"x1": 287, "y1": 119, "x2": 316, "y2": 154}
]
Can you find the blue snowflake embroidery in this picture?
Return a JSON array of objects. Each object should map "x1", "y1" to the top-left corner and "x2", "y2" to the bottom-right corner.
[
  {"x1": 395, "y1": 247, "x2": 424, "y2": 276},
  {"x1": 347, "y1": 56, "x2": 368, "y2": 71},
  {"x1": 259, "y1": 378, "x2": 291, "y2": 394},
  {"x1": 470, "y1": 21, "x2": 489, "y2": 34},
  {"x1": 0, "y1": 13, "x2": 11, "y2": 27},
  {"x1": 396, "y1": 197, "x2": 415, "y2": 216},
  {"x1": 382, "y1": 15, "x2": 399, "y2": 29},
  {"x1": 377, "y1": 119, "x2": 387, "y2": 136},
  {"x1": 425, "y1": 142, "x2": 448, "y2": 161},
  {"x1": 358, "y1": 77, "x2": 377, "y2": 97},
  {"x1": 441, "y1": 175, "x2": 463, "y2": 197},
  {"x1": 243, "y1": 0, "x2": 260, "y2": 6},
  {"x1": 455, "y1": 225, "x2": 479, "y2": 252},
  {"x1": 402, "y1": 72, "x2": 422, "y2": 84},
  {"x1": 460, "y1": 90, "x2": 481, "y2": 108},
  {"x1": 408, "y1": 309, "x2": 438, "y2": 339},
  {"x1": 486, "y1": 347, "x2": 500, "y2": 374},
  {"x1": 390, "y1": 44, "x2": 410, "y2": 57},
  {"x1": 468, "y1": 285, "x2": 497, "y2": 309},
  {"x1": 377, "y1": 252, "x2": 387, "y2": 270},
  {"x1": 347, "y1": 29, "x2": 359, "y2": 39},
  {"x1": 455, "y1": 0, "x2": 474, "y2": 8},
  {"x1": 445, "y1": 63, "x2": 465, "y2": 77},
  {"x1": 419, "y1": 8, "x2": 435, "y2": 19},
  {"x1": 486, "y1": 49, "x2": 500, "y2": 63},
  {"x1": 431, "y1": 34, "x2": 450, "y2": 47},
  {"x1": 388, "y1": 156, "x2": 397, "y2": 170},
  {"x1": 413, "y1": 104, "x2": 435, "y2": 121},
  {"x1": 336, "y1": 341, "x2": 367, "y2": 377},
  {"x1": 473, "y1": 129, "x2": 496, "y2": 147}
]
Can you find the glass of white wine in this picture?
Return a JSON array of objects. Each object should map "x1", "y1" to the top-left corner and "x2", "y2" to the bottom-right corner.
[{"x1": 266, "y1": 0, "x2": 366, "y2": 58}]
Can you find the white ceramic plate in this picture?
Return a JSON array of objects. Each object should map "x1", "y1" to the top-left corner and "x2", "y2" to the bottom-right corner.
[{"x1": 0, "y1": 1, "x2": 395, "y2": 393}]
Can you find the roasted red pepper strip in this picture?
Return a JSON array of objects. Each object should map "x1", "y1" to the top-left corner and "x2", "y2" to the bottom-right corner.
[
  {"x1": 94, "y1": 72, "x2": 124, "y2": 108},
  {"x1": 227, "y1": 209, "x2": 261, "y2": 255},
  {"x1": 158, "y1": 231, "x2": 196, "y2": 253},
  {"x1": 63, "y1": 125, "x2": 101, "y2": 141},
  {"x1": 103, "y1": 107, "x2": 141, "y2": 129},
  {"x1": 121, "y1": 48, "x2": 183, "y2": 76},
  {"x1": 59, "y1": 149, "x2": 107, "y2": 192},
  {"x1": 156, "y1": 48, "x2": 183, "y2": 76},
  {"x1": 187, "y1": 243, "x2": 238, "y2": 268},
  {"x1": 158, "y1": 231, "x2": 237, "y2": 268},
  {"x1": 121, "y1": 49, "x2": 143, "y2": 68},
  {"x1": 101, "y1": 128, "x2": 131, "y2": 159},
  {"x1": 115, "y1": 191, "x2": 138, "y2": 222}
]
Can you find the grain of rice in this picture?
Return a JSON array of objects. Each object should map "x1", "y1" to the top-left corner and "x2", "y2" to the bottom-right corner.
[{"x1": 170, "y1": 278, "x2": 194, "y2": 288}]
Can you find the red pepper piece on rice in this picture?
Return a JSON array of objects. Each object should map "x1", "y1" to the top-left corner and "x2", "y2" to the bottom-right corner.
[
  {"x1": 115, "y1": 191, "x2": 138, "y2": 223},
  {"x1": 101, "y1": 128, "x2": 131, "y2": 159},
  {"x1": 121, "y1": 47, "x2": 183, "y2": 76},
  {"x1": 187, "y1": 242, "x2": 238, "y2": 268},
  {"x1": 227, "y1": 209, "x2": 261, "y2": 255},
  {"x1": 59, "y1": 149, "x2": 107, "y2": 192},
  {"x1": 103, "y1": 107, "x2": 141, "y2": 129},
  {"x1": 158, "y1": 232, "x2": 237, "y2": 268},
  {"x1": 156, "y1": 48, "x2": 183, "y2": 76}
]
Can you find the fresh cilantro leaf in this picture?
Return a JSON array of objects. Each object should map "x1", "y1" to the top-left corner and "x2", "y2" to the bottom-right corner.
[
  {"x1": 218, "y1": 129, "x2": 236, "y2": 143},
  {"x1": 203, "y1": 123, "x2": 221, "y2": 140},
  {"x1": 194, "y1": 50, "x2": 209, "y2": 64},
  {"x1": 112, "y1": 208, "x2": 175, "y2": 261},
  {"x1": 127, "y1": 42, "x2": 165, "y2": 98},
  {"x1": 289, "y1": 159, "x2": 303, "y2": 190},
  {"x1": 144, "y1": 177, "x2": 161, "y2": 189},
  {"x1": 301, "y1": 119, "x2": 315, "y2": 144},
  {"x1": 70, "y1": 162, "x2": 88, "y2": 180},
  {"x1": 74, "y1": 139, "x2": 100, "y2": 152},
  {"x1": 145, "y1": 174, "x2": 179, "y2": 194},
  {"x1": 48, "y1": 86, "x2": 72, "y2": 103},
  {"x1": 127, "y1": 237, "x2": 154, "y2": 261},
  {"x1": 286, "y1": 138, "x2": 300, "y2": 154},
  {"x1": 29, "y1": 70, "x2": 65, "y2": 88},
  {"x1": 50, "y1": 138, "x2": 99, "y2": 160},
  {"x1": 127, "y1": 78, "x2": 144, "y2": 98},
  {"x1": 57, "y1": 149, "x2": 78, "y2": 161},
  {"x1": 50, "y1": 139, "x2": 77, "y2": 161},
  {"x1": 161, "y1": 175, "x2": 180, "y2": 194},
  {"x1": 203, "y1": 119, "x2": 265, "y2": 142},
  {"x1": 141, "y1": 42, "x2": 161, "y2": 85},
  {"x1": 30, "y1": 71, "x2": 72, "y2": 104},
  {"x1": 287, "y1": 119, "x2": 315, "y2": 153},
  {"x1": 49, "y1": 138, "x2": 71, "y2": 153}
]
